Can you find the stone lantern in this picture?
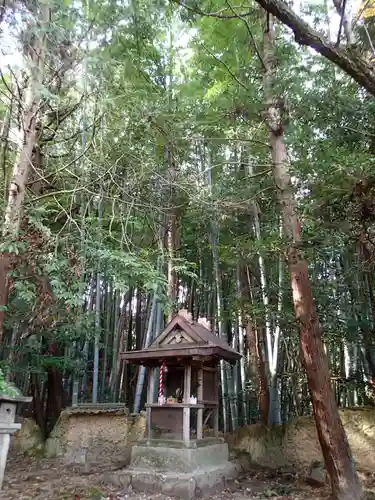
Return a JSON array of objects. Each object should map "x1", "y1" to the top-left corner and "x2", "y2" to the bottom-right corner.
[{"x1": 0, "y1": 376, "x2": 31, "y2": 489}]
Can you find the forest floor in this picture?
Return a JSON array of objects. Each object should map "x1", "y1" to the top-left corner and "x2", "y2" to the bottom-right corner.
[{"x1": 1, "y1": 455, "x2": 375, "y2": 500}]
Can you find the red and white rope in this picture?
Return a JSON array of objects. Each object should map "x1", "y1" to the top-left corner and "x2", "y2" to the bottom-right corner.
[{"x1": 159, "y1": 360, "x2": 166, "y2": 403}]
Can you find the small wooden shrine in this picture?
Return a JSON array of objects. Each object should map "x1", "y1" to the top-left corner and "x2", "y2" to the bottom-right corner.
[
  {"x1": 121, "y1": 309, "x2": 241, "y2": 445},
  {"x1": 114, "y1": 310, "x2": 242, "y2": 499}
]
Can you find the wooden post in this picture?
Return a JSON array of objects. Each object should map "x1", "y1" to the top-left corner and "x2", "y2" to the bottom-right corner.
[
  {"x1": 146, "y1": 367, "x2": 155, "y2": 440},
  {"x1": 214, "y1": 366, "x2": 219, "y2": 437},
  {"x1": 183, "y1": 364, "x2": 191, "y2": 443},
  {"x1": 197, "y1": 367, "x2": 203, "y2": 440}
]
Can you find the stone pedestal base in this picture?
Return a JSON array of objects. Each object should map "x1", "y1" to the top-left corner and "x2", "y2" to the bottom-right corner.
[
  {"x1": 130, "y1": 439, "x2": 229, "y2": 473},
  {"x1": 104, "y1": 440, "x2": 245, "y2": 499},
  {"x1": 105, "y1": 461, "x2": 243, "y2": 500}
]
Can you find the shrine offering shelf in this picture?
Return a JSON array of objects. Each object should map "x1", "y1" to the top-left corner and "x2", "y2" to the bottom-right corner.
[{"x1": 145, "y1": 403, "x2": 204, "y2": 409}]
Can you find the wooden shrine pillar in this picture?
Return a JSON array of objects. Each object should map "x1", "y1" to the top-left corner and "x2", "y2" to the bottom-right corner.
[
  {"x1": 183, "y1": 364, "x2": 191, "y2": 443},
  {"x1": 214, "y1": 366, "x2": 219, "y2": 437},
  {"x1": 197, "y1": 367, "x2": 203, "y2": 440},
  {"x1": 146, "y1": 367, "x2": 155, "y2": 440}
]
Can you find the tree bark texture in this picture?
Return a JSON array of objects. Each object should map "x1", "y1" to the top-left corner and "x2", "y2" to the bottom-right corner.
[
  {"x1": 4, "y1": 89, "x2": 41, "y2": 237},
  {"x1": 240, "y1": 263, "x2": 269, "y2": 424},
  {"x1": 0, "y1": 254, "x2": 10, "y2": 341},
  {"x1": 0, "y1": 4, "x2": 49, "y2": 335},
  {"x1": 247, "y1": 321, "x2": 269, "y2": 424},
  {"x1": 263, "y1": 16, "x2": 364, "y2": 500}
]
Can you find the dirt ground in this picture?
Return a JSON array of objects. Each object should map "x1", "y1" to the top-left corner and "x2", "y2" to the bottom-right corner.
[{"x1": 1, "y1": 455, "x2": 375, "y2": 500}]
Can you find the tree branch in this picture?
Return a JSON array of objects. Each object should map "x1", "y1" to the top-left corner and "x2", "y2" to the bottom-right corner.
[
  {"x1": 172, "y1": 0, "x2": 253, "y2": 19},
  {"x1": 253, "y1": 0, "x2": 375, "y2": 96},
  {"x1": 200, "y1": 43, "x2": 249, "y2": 90},
  {"x1": 226, "y1": 0, "x2": 267, "y2": 71}
]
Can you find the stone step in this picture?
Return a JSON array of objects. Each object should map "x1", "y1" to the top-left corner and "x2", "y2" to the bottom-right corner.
[{"x1": 104, "y1": 461, "x2": 244, "y2": 500}]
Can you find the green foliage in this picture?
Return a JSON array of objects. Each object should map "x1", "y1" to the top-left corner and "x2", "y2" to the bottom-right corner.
[
  {"x1": 1, "y1": 0, "x2": 375, "y2": 418},
  {"x1": 0, "y1": 369, "x2": 22, "y2": 398}
]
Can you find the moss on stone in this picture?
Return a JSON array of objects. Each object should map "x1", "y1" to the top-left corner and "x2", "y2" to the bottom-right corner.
[
  {"x1": 24, "y1": 443, "x2": 46, "y2": 458},
  {"x1": 11, "y1": 418, "x2": 45, "y2": 456}
]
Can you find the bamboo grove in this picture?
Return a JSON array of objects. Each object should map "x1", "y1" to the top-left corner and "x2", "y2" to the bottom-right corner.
[{"x1": 1, "y1": 1, "x2": 375, "y2": 498}]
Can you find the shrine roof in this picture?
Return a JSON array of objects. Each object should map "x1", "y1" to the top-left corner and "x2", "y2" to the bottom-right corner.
[{"x1": 120, "y1": 309, "x2": 241, "y2": 365}]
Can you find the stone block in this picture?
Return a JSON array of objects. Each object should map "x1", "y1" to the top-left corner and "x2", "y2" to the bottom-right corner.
[
  {"x1": 10, "y1": 418, "x2": 44, "y2": 456},
  {"x1": 103, "y1": 470, "x2": 131, "y2": 489},
  {"x1": 224, "y1": 461, "x2": 242, "y2": 480},
  {"x1": 45, "y1": 406, "x2": 145, "y2": 465},
  {"x1": 0, "y1": 401, "x2": 17, "y2": 425},
  {"x1": 305, "y1": 460, "x2": 327, "y2": 487},
  {"x1": 103, "y1": 459, "x2": 243, "y2": 499},
  {"x1": 130, "y1": 442, "x2": 229, "y2": 473},
  {"x1": 225, "y1": 408, "x2": 375, "y2": 473},
  {"x1": 131, "y1": 472, "x2": 163, "y2": 493},
  {"x1": 161, "y1": 477, "x2": 196, "y2": 500},
  {"x1": 195, "y1": 468, "x2": 224, "y2": 497}
]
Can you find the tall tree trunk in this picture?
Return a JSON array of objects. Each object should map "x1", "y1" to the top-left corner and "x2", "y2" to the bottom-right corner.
[
  {"x1": 204, "y1": 146, "x2": 235, "y2": 431},
  {"x1": 247, "y1": 321, "x2": 269, "y2": 424},
  {"x1": 165, "y1": 22, "x2": 178, "y2": 322},
  {"x1": 236, "y1": 264, "x2": 248, "y2": 425},
  {"x1": 92, "y1": 268, "x2": 101, "y2": 404},
  {"x1": 100, "y1": 280, "x2": 111, "y2": 398},
  {"x1": 166, "y1": 144, "x2": 178, "y2": 322},
  {"x1": 240, "y1": 263, "x2": 269, "y2": 424},
  {"x1": 247, "y1": 154, "x2": 282, "y2": 424},
  {"x1": 263, "y1": 13, "x2": 363, "y2": 500},
  {"x1": 268, "y1": 220, "x2": 283, "y2": 424},
  {"x1": 110, "y1": 290, "x2": 129, "y2": 400},
  {"x1": 0, "y1": 254, "x2": 10, "y2": 343},
  {"x1": 133, "y1": 287, "x2": 158, "y2": 413},
  {"x1": 0, "y1": 89, "x2": 13, "y2": 199},
  {"x1": 0, "y1": 3, "x2": 49, "y2": 335},
  {"x1": 360, "y1": 240, "x2": 375, "y2": 379}
]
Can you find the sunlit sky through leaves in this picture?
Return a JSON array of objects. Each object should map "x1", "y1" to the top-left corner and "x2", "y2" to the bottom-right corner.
[{"x1": 0, "y1": 0, "x2": 366, "y2": 71}]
